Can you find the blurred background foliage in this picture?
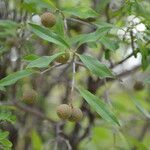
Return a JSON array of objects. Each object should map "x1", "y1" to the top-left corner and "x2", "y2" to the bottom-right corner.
[{"x1": 0, "y1": 0, "x2": 150, "y2": 150}]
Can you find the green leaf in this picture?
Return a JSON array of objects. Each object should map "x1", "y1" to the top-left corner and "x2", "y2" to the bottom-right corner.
[
  {"x1": 100, "y1": 37, "x2": 119, "y2": 51},
  {"x1": 71, "y1": 27, "x2": 110, "y2": 47},
  {"x1": 0, "y1": 139, "x2": 12, "y2": 149},
  {"x1": 0, "y1": 112, "x2": 16, "y2": 123},
  {"x1": 27, "y1": 52, "x2": 65, "y2": 68},
  {"x1": 95, "y1": 22, "x2": 116, "y2": 29},
  {"x1": 0, "y1": 20, "x2": 19, "y2": 37},
  {"x1": 62, "y1": 6, "x2": 99, "y2": 19},
  {"x1": 0, "y1": 131, "x2": 12, "y2": 150},
  {"x1": 0, "y1": 20, "x2": 19, "y2": 29},
  {"x1": 42, "y1": 0, "x2": 56, "y2": 9},
  {"x1": 23, "y1": 0, "x2": 56, "y2": 12},
  {"x1": 31, "y1": 129, "x2": 43, "y2": 150},
  {"x1": 138, "y1": 41, "x2": 149, "y2": 70},
  {"x1": 29, "y1": 23, "x2": 70, "y2": 48},
  {"x1": 134, "y1": 1, "x2": 150, "y2": 22},
  {"x1": 23, "y1": 54, "x2": 40, "y2": 62},
  {"x1": 54, "y1": 15, "x2": 65, "y2": 37},
  {"x1": 0, "y1": 131, "x2": 9, "y2": 141},
  {"x1": 0, "y1": 70, "x2": 33, "y2": 87},
  {"x1": 105, "y1": 49, "x2": 111, "y2": 60},
  {"x1": 130, "y1": 96, "x2": 150, "y2": 119},
  {"x1": 78, "y1": 88, "x2": 120, "y2": 126},
  {"x1": 78, "y1": 54, "x2": 114, "y2": 78}
]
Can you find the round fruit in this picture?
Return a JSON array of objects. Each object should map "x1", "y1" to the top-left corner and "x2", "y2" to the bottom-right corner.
[
  {"x1": 68, "y1": 108, "x2": 83, "y2": 122},
  {"x1": 133, "y1": 81, "x2": 145, "y2": 91},
  {"x1": 56, "y1": 104, "x2": 72, "y2": 120},
  {"x1": 56, "y1": 52, "x2": 70, "y2": 64},
  {"x1": 22, "y1": 89, "x2": 37, "y2": 105},
  {"x1": 41, "y1": 12, "x2": 56, "y2": 27}
]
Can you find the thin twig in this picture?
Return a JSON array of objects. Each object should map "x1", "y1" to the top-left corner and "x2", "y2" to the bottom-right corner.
[
  {"x1": 71, "y1": 57, "x2": 76, "y2": 93},
  {"x1": 103, "y1": 79, "x2": 111, "y2": 105},
  {"x1": 75, "y1": 61, "x2": 85, "y2": 67},
  {"x1": 61, "y1": 138, "x2": 72, "y2": 150},
  {"x1": 40, "y1": 64, "x2": 65, "y2": 74},
  {"x1": 112, "y1": 52, "x2": 136, "y2": 68},
  {"x1": 0, "y1": 100, "x2": 56, "y2": 124},
  {"x1": 67, "y1": 18, "x2": 96, "y2": 29},
  {"x1": 130, "y1": 30, "x2": 136, "y2": 57},
  {"x1": 70, "y1": 54, "x2": 76, "y2": 103}
]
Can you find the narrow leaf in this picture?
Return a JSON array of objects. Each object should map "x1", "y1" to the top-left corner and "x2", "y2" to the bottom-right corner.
[
  {"x1": 0, "y1": 131, "x2": 9, "y2": 141},
  {"x1": 0, "y1": 70, "x2": 33, "y2": 87},
  {"x1": 71, "y1": 27, "x2": 110, "y2": 47},
  {"x1": 0, "y1": 20, "x2": 19, "y2": 29},
  {"x1": 78, "y1": 54, "x2": 114, "y2": 78},
  {"x1": 100, "y1": 37, "x2": 119, "y2": 51},
  {"x1": 27, "y1": 52, "x2": 65, "y2": 68},
  {"x1": 78, "y1": 88, "x2": 120, "y2": 126},
  {"x1": 54, "y1": 15, "x2": 65, "y2": 37},
  {"x1": 0, "y1": 139, "x2": 12, "y2": 148},
  {"x1": 0, "y1": 131, "x2": 12, "y2": 149},
  {"x1": 23, "y1": 54, "x2": 40, "y2": 62},
  {"x1": 95, "y1": 22, "x2": 116, "y2": 29},
  {"x1": 62, "y1": 6, "x2": 99, "y2": 19},
  {"x1": 24, "y1": 0, "x2": 56, "y2": 11},
  {"x1": 130, "y1": 96, "x2": 150, "y2": 119},
  {"x1": 29, "y1": 23, "x2": 70, "y2": 48},
  {"x1": 0, "y1": 112, "x2": 16, "y2": 123}
]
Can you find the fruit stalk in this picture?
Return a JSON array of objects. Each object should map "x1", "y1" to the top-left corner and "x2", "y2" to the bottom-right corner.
[{"x1": 70, "y1": 55, "x2": 76, "y2": 103}]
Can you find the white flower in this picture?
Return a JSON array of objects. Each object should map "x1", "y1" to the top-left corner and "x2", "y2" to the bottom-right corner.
[
  {"x1": 126, "y1": 15, "x2": 141, "y2": 25},
  {"x1": 136, "y1": 23, "x2": 146, "y2": 32},
  {"x1": 32, "y1": 15, "x2": 41, "y2": 25},
  {"x1": 118, "y1": 15, "x2": 146, "y2": 40},
  {"x1": 117, "y1": 27, "x2": 130, "y2": 40}
]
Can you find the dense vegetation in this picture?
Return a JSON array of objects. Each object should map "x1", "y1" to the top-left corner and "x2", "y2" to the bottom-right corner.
[{"x1": 0, "y1": 0, "x2": 150, "y2": 150}]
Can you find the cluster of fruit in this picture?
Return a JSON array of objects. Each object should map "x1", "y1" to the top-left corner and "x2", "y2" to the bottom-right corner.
[
  {"x1": 21, "y1": 11, "x2": 145, "y2": 124},
  {"x1": 21, "y1": 90, "x2": 83, "y2": 122},
  {"x1": 57, "y1": 104, "x2": 83, "y2": 122}
]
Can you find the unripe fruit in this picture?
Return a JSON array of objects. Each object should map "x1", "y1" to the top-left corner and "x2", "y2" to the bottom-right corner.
[
  {"x1": 56, "y1": 104, "x2": 72, "y2": 120},
  {"x1": 22, "y1": 89, "x2": 37, "y2": 105},
  {"x1": 56, "y1": 52, "x2": 70, "y2": 64},
  {"x1": 68, "y1": 108, "x2": 83, "y2": 122},
  {"x1": 41, "y1": 12, "x2": 56, "y2": 27},
  {"x1": 133, "y1": 81, "x2": 145, "y2": 91}
]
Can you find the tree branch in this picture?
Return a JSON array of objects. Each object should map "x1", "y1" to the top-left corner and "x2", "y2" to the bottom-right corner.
[{"x1": 0, "y1": 100, "x2": 56, "y2": 124}]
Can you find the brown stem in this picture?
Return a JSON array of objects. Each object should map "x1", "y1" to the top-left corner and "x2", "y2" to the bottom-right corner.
[{"x1": 0, "y1": 100, "x2": 56, "y2": 124}]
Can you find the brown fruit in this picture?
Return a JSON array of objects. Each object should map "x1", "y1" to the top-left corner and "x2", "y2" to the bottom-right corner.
[
  {"x1": 22, "y1": 89, "x2": 37, "y2": 105},
  {"x1": 41, "y1": 12, "x2": 56, "y2": 27},
  {"x1": 56, "y1": 104, "x2": 72, "y2": 120},
  {"x1": 68, "y1": 108, "x2": 83, "y2": 122},
  {"x1": 56, "y1": 52, "x2": 70, "y2": 64},
  {"x1": 133, "y1": 81, "x2": 145, "y2": 91}
]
